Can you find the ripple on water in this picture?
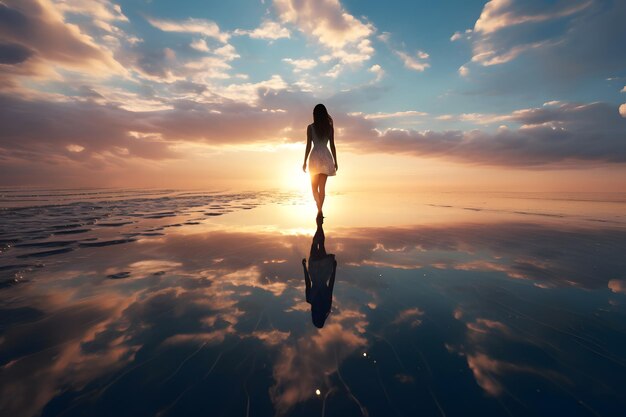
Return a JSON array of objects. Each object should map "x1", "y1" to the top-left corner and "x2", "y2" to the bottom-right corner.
[
  {"x1": 16, "y1": 247, "x2": 74, "y2": 258},
  {"x1": 79, "y1": 238, "x2": 136, "y2": 247},
  {"x1": 98, "y1": 221, "x2": 135, "y2": 227}
]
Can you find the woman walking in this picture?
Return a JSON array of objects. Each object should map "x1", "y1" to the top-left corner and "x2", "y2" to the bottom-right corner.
[{"x1": 302, "y1": 104, "x2": 338, "y2": 220}]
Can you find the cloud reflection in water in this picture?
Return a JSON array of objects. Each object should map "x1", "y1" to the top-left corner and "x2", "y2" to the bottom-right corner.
[{"x1": 1, "y1": 219, "x2": 625, "y2": 416}]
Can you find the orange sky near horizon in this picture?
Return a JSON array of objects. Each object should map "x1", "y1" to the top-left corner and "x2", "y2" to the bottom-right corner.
[{"x1": 11, "y1": 144, "x2": 623, "y2": 193}]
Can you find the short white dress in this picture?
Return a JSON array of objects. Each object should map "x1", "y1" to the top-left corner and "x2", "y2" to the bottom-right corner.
[{"x1": 308, "y1": 124, "x2": 336, "y2": 177}]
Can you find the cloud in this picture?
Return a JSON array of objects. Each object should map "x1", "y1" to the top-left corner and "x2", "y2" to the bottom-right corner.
[
  {"x1": 457, "y1": 0, "x2": 626, "y2": 84},
  {"x1": 282, "y1": 58, "x2": 317, "y2": 72},
  {"x1": 340, "y1": 101, "x2": 626, "y2": 166},
  {"x1": 393, "y1": 49, "x2": 430, "y2": 72},
  {"x1": 378, "y1": 32, "x2": 429, "y2": 73},
  {"x1": 451, "y1": 29, "x2": 472, "y2": 41},
  {"x1": 368, "y1": 63, "x2": 384, "y2": 81},
  {"x1": 273, "y1": 0, "x2": 375, "y2": 66},
  {"x1": 473, "y1": 0, "x2": 592, "y2": 35},
  {"x1": 0, "y1": 42, "x2": 33, "y2": 64},
  {"x1": 189, "y1": 38, "x2": 209, "y2": 52},
  {"x1": 392, "y1": 307, "x2": 423, "y2": 327},
  {"x1": 146, "y1": 17, "x2": 230, "y2": 43},
  {"x1": 270, "y1": 309, "x2": 368, "y2": 414},
  {"x1": 349, "y1": 110, "x2": 428, "y2": 120},
  {"x1": 53, "y1": 0, "x2": 128, "y2": 24},
  {"x1": 124, "y1": 35, "x2": 242, "y2": 83},
  {"x1": 0, "y1": 75, "x2": 296, "y2": 167},
  {"x1": 450, "y1": 314, "x2": 569, "y2": 398},
  {"x1": 3, "y1": 75, "x2": 625, "y2": 175},
  {"x1": 234, "y1": 19, "x2": 290, "y2": 40},
  {"x1": 458, "y1": 64, "x2": 469, "y2": 77},
  {"x1": 620, "y1": 104, "x2": 626, "y2": 118},
  {"x1": 0, "y1": 94, "x2": 181, "y2": 165},
  {"x1": 608, "y1": 279, "x2": 626, "y2": 294},
  {"x1": 0, "y1": 0, "x2": 125, "y2": 78}
]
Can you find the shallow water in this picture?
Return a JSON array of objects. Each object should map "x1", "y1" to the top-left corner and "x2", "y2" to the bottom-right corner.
[{"x1": 1, "y1": 189, "x2": 626, "y2": 417}]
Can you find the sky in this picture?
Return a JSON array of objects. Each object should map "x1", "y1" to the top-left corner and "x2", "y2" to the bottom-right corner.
[{"x1": 1, "y1": 0, "x2": 625, "y2": 192}]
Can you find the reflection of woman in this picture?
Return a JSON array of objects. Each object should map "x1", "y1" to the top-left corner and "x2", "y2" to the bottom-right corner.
[
  {"x1": 302, "y1": 104, "x2": 338, "y2": 220},
  {"x1": 302, "y1": 220, "x2": 337, "y2": 328}
]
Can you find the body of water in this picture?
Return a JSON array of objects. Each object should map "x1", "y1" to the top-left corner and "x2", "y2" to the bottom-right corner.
[{"x1": 1, "y1": 189, "x2": 625, "y2": 416}]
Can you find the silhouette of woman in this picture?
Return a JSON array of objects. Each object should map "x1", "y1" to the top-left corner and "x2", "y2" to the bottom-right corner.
[
  {"x1": 302, "y1": 104, "x2": 338, "y2": 220},
  {"x1": 302, "y1": 218, "x2": 337, "y2": 328}
]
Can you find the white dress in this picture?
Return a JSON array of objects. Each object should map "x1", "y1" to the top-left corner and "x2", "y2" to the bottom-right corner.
[{"x1": 308, "y1": 124, "x2": 336, "y2": 176}]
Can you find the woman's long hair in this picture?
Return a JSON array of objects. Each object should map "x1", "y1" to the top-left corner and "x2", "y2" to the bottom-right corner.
[{"x1": 313, "y1": 104, "x2": 333, "y2": 139}]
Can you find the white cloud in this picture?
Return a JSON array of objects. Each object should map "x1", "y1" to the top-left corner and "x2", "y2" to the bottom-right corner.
[
  {"x1": 474, "y1": 0, "x2": 592, "y2": 35},
  {"x1": 621, "y1": 86, "x2": 626, "y2": 93},
  {"x1": 282, "y1": 58, "x2": 317, "y2": 72},
  {"x1": 234, "y1": 20, "x2": 290, "y2": 40},
  {"x1": 450, "y1": 29, "x2": 472, "y2": 41},
  {"x1": 368, "y1": 64, "x2": 384, "y2": 81},
  {"x1": 472, "y1": 39, "x2": 551, "y2": 66},
  {"x1": 378, "y1": 33, "x2": 429, "y2": 73},
  {"x1": 218, "y1": 75, "x2": 288, "y2": 104},
  {"x1": 620, "y1": 104, "x2": 626, "y2": 118},
  {"x1": 464, "y1": 0, "x2": 592, "y2": 67},
  {"x1": 458, "y1": 65, "x2": 469, "y2": 77},
  {"x1": 190, "y1": 39, "x2": 210, "y2": 52},
  {"x1": 66, "y1": 144, "x2": 85, "y2": 153},
  {"x1": 147, "y1": 17, "x2": 230, "y2": 43},
  {"x1": 54, "y1": 0, "x2": 129, "y2": 23},
  {"x1": 325, "y1": 64, "x2": 342, "y2": 78},
  {"x1": 352, "y1": 110, "x2": 428, "y2": 120},
  {"x1": 394, "y1": 50, "x2": 430, "y2": 72},
  {"x1": 273, "y1": 0, "x2": 375, "y2": 65},
  {"x1": 214, "y1": 44, "x2": 239, "y2": 60},
  {"x1": 184, "y1": 57, "x2": 233, "y2": 80}
]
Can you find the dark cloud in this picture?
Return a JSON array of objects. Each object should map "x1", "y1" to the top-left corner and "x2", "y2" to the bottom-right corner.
[
  {"x1": 0, "y1": 42, "x2": 33, "y2": 64},
  {"x1": 0, "y1": 0, "x2": 122, "y2": 76},
  {"x1": 1, "y1": 88, "x2": 625, "y2": 172},
  {"x1": 0, "y1": 94, "x2": 175, "y2": 163},
  {"x1": 339, "y1": 101, "x2": 626, "y2": 166}
]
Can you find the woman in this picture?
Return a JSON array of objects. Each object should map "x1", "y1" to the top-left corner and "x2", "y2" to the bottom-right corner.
[
  {"x1": 302, "y1": 218, "x2": 337, "y2": 328},
  {"x1": 302, "y1": 104, "x2": 338, "y2": 219}
]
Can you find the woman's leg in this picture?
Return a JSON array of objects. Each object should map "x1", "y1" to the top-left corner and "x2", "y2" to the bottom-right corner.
[
  {"x1": 311, "y1": 174, "x2": 321, "y2": 212},
  {"x1": 318, "y1": 174, "x2": 328, "y2": 213},
  {"x1": 310, "y1": 222, "x2": 326, "y2": 259}
]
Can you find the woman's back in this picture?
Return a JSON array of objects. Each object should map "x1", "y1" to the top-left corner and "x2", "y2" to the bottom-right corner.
[{"x1": 310, "y1": 123, "x2": 329, "y2": 147}]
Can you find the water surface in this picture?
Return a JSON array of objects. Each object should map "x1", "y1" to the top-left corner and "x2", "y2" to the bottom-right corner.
[{"x1": 1, "y1": 189, "x2": 625, "y2": 417}]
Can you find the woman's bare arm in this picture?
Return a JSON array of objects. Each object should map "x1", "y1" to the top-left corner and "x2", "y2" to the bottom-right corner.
[
  {"x1": 302, "y1": 258, "x2": 311, "y2": 303},
  {"x1": 328, "y1": 258, "x2": 337, "y2": 292},
  {"x1": 303, "y1": 125, "x2": 312, "y2": 172},
  {"x1": 329, "y1": 127, "x2": 338, "y2": 171}
]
